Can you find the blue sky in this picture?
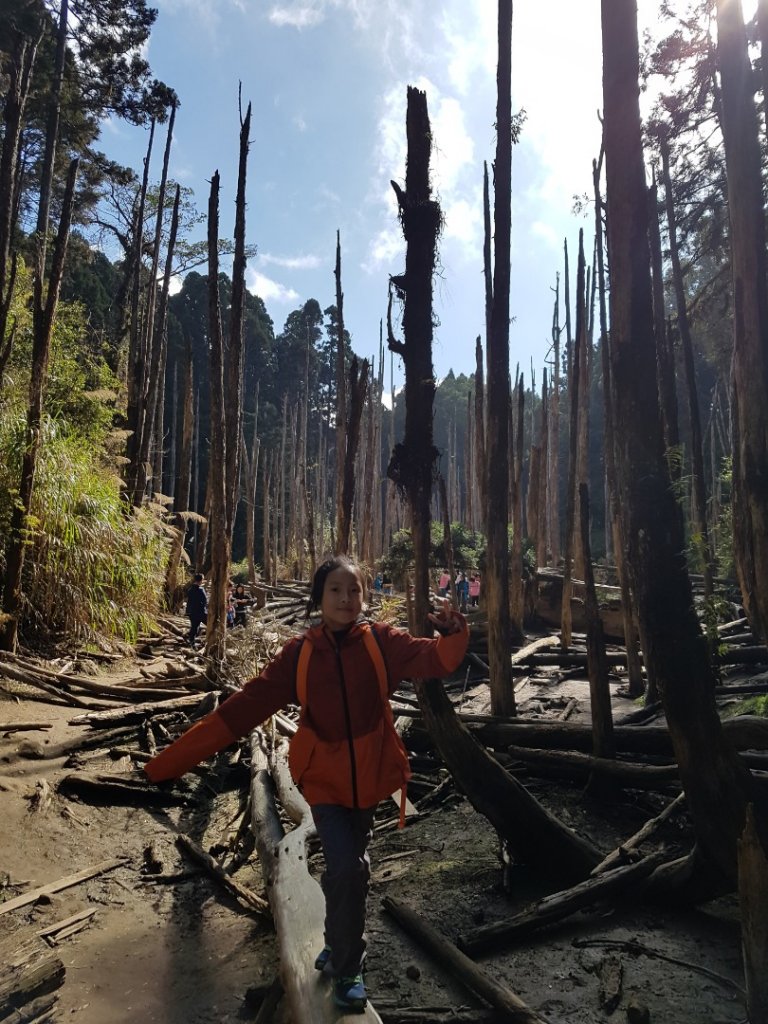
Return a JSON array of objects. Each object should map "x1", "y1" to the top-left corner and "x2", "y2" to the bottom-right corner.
[{"x1": 100, "y1": 1, "x2": 695, "y2": 391}]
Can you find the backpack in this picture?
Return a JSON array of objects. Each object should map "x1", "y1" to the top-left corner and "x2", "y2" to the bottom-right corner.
[{"x1": 292, "y1": 623, "x2": 410, "y2": 826}]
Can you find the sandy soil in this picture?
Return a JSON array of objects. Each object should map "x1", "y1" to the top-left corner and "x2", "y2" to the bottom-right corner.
[{"x1": 0, "y1": 655, "x2": 750, "y2": 1024}]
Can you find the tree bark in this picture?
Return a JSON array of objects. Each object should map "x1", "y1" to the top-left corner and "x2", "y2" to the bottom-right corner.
[{"x1": 485, "y1": 2, "x2": 515, "y2": 713}]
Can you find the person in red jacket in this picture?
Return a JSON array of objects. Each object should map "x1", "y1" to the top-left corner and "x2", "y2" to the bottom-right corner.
[{"x1": 144, "y1": 555, "x2": 468, "y2": 1012}]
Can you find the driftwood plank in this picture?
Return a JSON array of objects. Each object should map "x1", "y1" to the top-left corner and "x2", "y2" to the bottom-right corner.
[
  {"x1": 382, "y1": 897, "x2": 549, "y2": 1024},
  {"x1": 0, "y1": 859, "x2": 126, "y2": 916}
]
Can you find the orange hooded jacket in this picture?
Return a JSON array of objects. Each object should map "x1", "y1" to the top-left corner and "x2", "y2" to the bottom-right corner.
[{"x1": 144, "y1": 619, "x2": 468, "y2": 809}]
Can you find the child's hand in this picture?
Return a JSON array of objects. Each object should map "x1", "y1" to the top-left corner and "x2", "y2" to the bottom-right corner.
[{"x1": 427, "y1": 599, "x2": 465, "y2": 635}]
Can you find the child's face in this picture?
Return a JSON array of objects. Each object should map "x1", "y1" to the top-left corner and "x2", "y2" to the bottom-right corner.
[{"x1": 320, "y1": 566, "x2": 364, "y2": 631}]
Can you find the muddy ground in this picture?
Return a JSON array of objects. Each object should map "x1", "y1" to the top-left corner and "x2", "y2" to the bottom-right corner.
[{"x1": 0, "y1": 634, "x2": 751, "y2": 1024}]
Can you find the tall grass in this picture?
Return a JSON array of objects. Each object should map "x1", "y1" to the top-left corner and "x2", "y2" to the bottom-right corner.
[{"x1": 0, "y1": 413, "x2": 168, "y2": 642}]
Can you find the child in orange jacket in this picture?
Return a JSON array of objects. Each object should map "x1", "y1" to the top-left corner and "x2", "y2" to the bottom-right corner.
[{"x1": 145, "y1": 555, "x2": 468, "y2": 1012}]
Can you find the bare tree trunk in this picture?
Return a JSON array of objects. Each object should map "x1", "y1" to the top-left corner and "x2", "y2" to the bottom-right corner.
[
  {"x1": 579, "y1": 484, "x2": 615, "y2": 761},
  {"x1": 262, "y1": 454, "x2": 272, "y2": 585},
  {"x1": 338, "y1": 357, "x2": 369, "y2": 555},
  {"x1": 389, "y1": 81, "x2": 599, "y2": 885},
  {"x1": 333, "y1": 231, "x2": 349, "y2": 552},
  {"x1": 659, "y1": 135, "x2": 714, "y2": 597},
  {"x1": 549, "y1": 275, "x2": 562, "y2": 566},
  {"x1": 224, "y1": 102, "x2": 252, "y2": 540},
  {"x1": 561, "y1": 230, "x2": 586, "y2": 650},
  {"x1": 602, "y1": 0, "x2": 765, "y2": 892},
  {"x1": 510, "y1": 375, "x2": 525, "y2": 640},
  {"x1": 165, "y1": 343, "x2": 194, "y2": 607},
  {"x1": 204, "y1": 172, "x2": 230, "y2": 660},
  {"x1": 242, "y1": 383, "x2": 261, "y2": 584},
  {"x1": 485, "y1": 0, "x2": 515, "y2": 713}
]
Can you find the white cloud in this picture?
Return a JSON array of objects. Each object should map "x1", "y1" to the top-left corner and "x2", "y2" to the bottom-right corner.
[
  {"x1": 268, "y1": 4, "x2": 324, "y2": 29},
  {"x1": 247, "y1": 269, "x2": 300, "y2": 303},
  {"x1": 442, "y1": 198, "x2": 480, "y2": 245},
  {"x1": 363, "y1": 225, "x2": 402, "y2": 273},
  {"x1": 529, "y1": 220, "x2": 559, "y2": 249},
  {"x1": 293, "y1": 114, "x2": 308, "y2": 132},
  {"x1": 260, "y1": 252, "x2": 323, "y2": 270}
]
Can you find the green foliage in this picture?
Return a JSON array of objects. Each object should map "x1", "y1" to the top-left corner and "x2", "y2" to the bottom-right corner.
[
  {"x1": 722, "y1": 695, "x2": 768, "y2": 719},
  {"x1": 379, "y1": 522, "x2": 485, "y2": 589},
  {"x1": 0, "y1": 413, "x2": 168, "y2": 642}
]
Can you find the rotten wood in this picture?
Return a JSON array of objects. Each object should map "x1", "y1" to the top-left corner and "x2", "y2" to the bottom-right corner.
[
  {"x1": 68, "y1": 692, "x2": 209, "y2": 727},
  {"x1": 458, "y1": 851, "x2": 665, "y2": 956},
  {"x1": 0, "y1": 938, "x2": 64, "y2": 1018},
  {"x1": 0, "y1": 858, "x2": 126, "y2": 916},
  {"x1": 382, "y1": 896, "x2": 549, "y2": 1023},
  {"x1": 175, "y1": 833, "x2": 270, "y2": 916},
  {"x1": 0, "y1": 723, "x2": 52, "y2": 734}
]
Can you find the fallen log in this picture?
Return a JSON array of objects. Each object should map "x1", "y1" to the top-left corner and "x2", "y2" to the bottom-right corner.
[
  {"x1": 68, "y1": 693, "x2": 210, "y2": 727},
  {"x1": 505, "y1": 746, "x2": 680, "y2": 791},
  {"x1": 382, "y1": 897, "x2": 550, "y2": 1023},
  {"x1": 452, "y1": 715, "x2": 768, "y2": 757},
  {"x1": 0, "y1": 938, "x2": 64, "y2": 1020},
  {"x1": 0, "y1": 859, "x2": 126, "y2": 916},
  {"x1": 58, "y1": 772, "x2": 189, "y2": 807},
  {"x1": 0, "y1": 724, "x2": 53, "y2": 734},
  {"x1": 457, "y1": 851, "x2": 666, "y2": 956},
  {"x1": 36, "y1": 908, "x2": 98, "y2": 946},
  {"x1": 175, "y1": 833, "x2": 270, "y2": 916},
  {"x1": 7, "y1": 725, "x2": 139, "y2": 762},
  {"x1": 249, "y1": 731, "x2": 384, "y2": 1023}
]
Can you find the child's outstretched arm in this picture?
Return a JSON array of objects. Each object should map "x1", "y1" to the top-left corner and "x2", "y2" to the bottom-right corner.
[{"x1": 144, "y1": 637, "x2": 301, "y2": 782}]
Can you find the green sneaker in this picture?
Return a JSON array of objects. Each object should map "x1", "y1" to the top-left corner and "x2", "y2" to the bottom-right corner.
[
  {"x1": 333, "y1": 974, "x2": 367, "y2": 1012},
  {"x1": 314, "y1": 945, "x2": 332, "y2": 971}
]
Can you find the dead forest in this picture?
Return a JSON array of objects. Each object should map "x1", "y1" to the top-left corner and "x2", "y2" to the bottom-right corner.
[{"x1": 1, "y1": 1, "x2": 768, "y2": 1023}]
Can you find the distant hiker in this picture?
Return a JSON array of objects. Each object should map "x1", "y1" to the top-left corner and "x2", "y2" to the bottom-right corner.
[
  {"x1": 456, "y1": 572, "x2": 469, "y2": 612},
  {"x1": 233, "y1": 584, "x2": 250, "y2": 627},
  {"x1": 186, "y1": 573, "x2": 207, "y2": 645},
  {"x1": 469, "y1": 574, "x2": 481, "y2": 608},
  {"x1": 438, "y1": 569, "x2": 451, "y2": 596},
  {"x1": 144, "y1": 555, "x2": 468, "y2": 1012}
]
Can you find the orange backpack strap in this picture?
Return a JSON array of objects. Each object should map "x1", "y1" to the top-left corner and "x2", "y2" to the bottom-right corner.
[
  {"x1": 295, "y1": 636, "x2": 313, "y2": 707},
  {"x1": 360, "y1": 624, "x2": 389, "y2": 702}
]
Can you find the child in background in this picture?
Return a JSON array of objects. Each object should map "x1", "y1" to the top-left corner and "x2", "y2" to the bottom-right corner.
[
  {"x1": 145, "y1": 556, "x2": 468, "y2": 1012},
  {"x1": 185, "y1": 573, "x2": 207, "y2": 645}
]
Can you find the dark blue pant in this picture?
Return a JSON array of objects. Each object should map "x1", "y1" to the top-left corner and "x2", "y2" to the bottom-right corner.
[
  {"x1": 311, "y1": 804, "x2": 377, "y2": 977},
  {"x1": 187, "y1": 613, "x2": 206, "y2": 643}
]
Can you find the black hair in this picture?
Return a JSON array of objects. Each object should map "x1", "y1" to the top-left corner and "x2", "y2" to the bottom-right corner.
[
  {"x1": 306, "y1": 556, "x2": 364, "y2": 618},
  {"x1": 193, "y1": 573, "x2": 204, "y2": 583}
]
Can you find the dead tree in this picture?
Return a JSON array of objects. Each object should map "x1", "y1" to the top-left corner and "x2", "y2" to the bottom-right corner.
[
  {"x1": 333, "y1": 231, "x2": 349, "y2": 553},
  {"x1": 165, "y1": 342, "x2": 194, "y2": 606},
  {"x1": 602, "y1": 0, "x2": 766, "y2": 894},
  {"x1": 388, "y1": 82, "x2": 600, "y2": 885},
  {"x1": 485, "y1": 0, "x2": 515, "y2": 713},
  {"x1": 658, "y1": 133, "x2": 714, "y2": 597}
]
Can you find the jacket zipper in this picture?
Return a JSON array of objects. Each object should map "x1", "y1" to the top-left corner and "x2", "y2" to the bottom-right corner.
[{"x1": 333, "y1": 639, "x2": 359, "y2": 808}]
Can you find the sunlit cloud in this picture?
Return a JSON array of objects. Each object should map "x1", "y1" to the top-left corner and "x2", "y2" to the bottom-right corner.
[
  {"x1": 260, "y1": 252, "x2": 323, "y2": 270},
  {"x1": 268, "y1": 4, "x2": 324, "y2": 29},
  {"x1": 363, "y1": 225, "x2": 402, "y2": 273},
  {"x1": 247, "y1": 269, "x2": 300, "y2": 302}
]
